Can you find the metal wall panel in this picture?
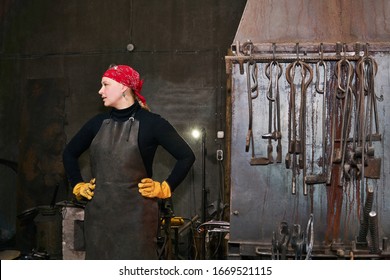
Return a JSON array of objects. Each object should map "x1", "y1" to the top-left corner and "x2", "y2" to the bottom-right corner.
[
  {"x1": 227, "y1": 0, "x2": 390, "y2": 260},
  {"x1": 228, "y1": 52, "x2": 390, "y2": 259}
]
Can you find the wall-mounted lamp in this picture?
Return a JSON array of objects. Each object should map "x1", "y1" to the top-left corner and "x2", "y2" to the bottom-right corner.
[{"x1": 191, "y1": 128, "x2": 201, "y2": 139}]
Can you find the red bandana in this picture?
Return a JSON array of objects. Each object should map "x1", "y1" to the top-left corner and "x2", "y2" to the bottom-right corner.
[{"x1": 102, "y1": 65, "x2": 146, "y2": 104}]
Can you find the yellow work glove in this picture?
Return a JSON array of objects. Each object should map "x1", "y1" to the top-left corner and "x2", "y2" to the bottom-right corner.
[
  {"x1": 138, "y1": 178, "x2": 171, "y2": 199},
  {"x1": 73, "y1": 178, "x2": 96, "y2": 201}
]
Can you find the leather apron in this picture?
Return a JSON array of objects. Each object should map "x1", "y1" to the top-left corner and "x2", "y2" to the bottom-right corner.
[{"x1": 85, "y1": 117, "x2": 158, "y2": 260}]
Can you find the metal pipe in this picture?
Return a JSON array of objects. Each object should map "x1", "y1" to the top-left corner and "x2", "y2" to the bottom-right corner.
[
  {"x1": 201, "y1": 127, "x2": 207, "y2": 259},
  {"x1": 178, "y1": 215, "x2": 199, "y2": 235},
  {"x1": 201, "y1": 127, "x2": 207, "y2": 224}
]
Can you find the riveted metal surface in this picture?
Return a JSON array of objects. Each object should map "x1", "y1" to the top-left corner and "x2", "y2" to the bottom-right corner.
[{"x1": 229, "y1": 53, "x2": 390, "y2": 257}]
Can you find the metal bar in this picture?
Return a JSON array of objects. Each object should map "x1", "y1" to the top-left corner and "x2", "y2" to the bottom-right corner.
[
  {"x1": 231, "y1": 41, "x2": 390, "y2": 55},
  {"x1": 226, "y1": 54, "x2": 362, "y2": 64},
  {"x1": 201, "y1": 127, "x2": 207, "y2": 260},
  {"x1": 225, "y1": 42, "x2": 390, "y2": 73}
]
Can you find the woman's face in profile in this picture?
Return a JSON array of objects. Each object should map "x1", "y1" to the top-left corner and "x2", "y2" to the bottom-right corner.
[{"x1": 98, "y1": 77, "x2": 127, "y2": 108}]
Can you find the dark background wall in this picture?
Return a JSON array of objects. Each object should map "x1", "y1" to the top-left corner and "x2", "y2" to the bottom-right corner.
[{"x1": 0, "y1": 0, "x2": 247, "y2": 251}]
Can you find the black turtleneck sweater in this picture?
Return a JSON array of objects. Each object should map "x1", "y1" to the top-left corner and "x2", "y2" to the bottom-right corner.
[{"x1": 62, "y1": 103, "x2": 195, "y2": 191}]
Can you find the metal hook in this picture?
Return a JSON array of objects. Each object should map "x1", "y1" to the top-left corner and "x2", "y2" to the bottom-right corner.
[
  {"x1": 242, "y1": 40, "x2": 254, "y2": 56},
  {"x1": 265, "y1": 61, "x2": 282, "y2": 101},
  {"x1": 300, "y1": 61, "x2": 313, "y2": 88},
  {"x1": 315, "y1": 43, "x2": 326, "y2": 94},
  {"x1": 272, "y1": 43, "x2": 276, "y2": 61},
  {"x1": 296, "y1": 43, "x2": 300, "y2": 60},
  {"x1": 341, "y1": 43, "x2": 348, "y2": 61},
  {"x1": 364, "y1": 42, "x2": 369, "y2": 57},
  {"x1": 315, "y1": 62, "x2": 326, "y2": 94},
  {"x1": 336, "y1": 58, "x2": 353, "y2": 99},
  {"x1": 250, "y1": 63, "x2": 259, "y2": 99}
]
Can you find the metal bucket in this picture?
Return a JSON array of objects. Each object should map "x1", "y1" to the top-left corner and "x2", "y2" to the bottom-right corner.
[{"x1": 33, "y1": 206, "x2": 63, "y2": 259}]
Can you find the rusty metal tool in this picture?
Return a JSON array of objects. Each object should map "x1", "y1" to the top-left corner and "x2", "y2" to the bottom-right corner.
[
  {"x1": 286, "y1": 58, "x2": 312, "y2": 194},
  {"x1": 246, "y1": 61, "x2": 269, "y2": 165},
  {"x1": 305, "y1": 214, "x2": 314, "y2": 260},
  {"x1": 291, "y1": 224, "x2": 304, "y2": 260},
  {"x1": 244, "y1": 42, "x2": 256, "y2": 153},
  {"x1": 279, "y1": 221, "x2": 290, "y2": 260},
  {"x1": 299, "y1": 61, "x2": 313, "y2": 195},
  {"x1": 306, "y1": 46, "x2": 328, "y2": 185},
  {"x1": 275, "y1": 63, "x2": 283, "y2": 163},
  {"x1": 336, "y1": 56, "x2": 355, "y2": 186},
  {"x1": 244, "y1": 59, "x2": 257, "y2": 153},
  {"x1": 358, "y1": 52, "x2": 381, "y2": 179},
  {"x1": 327, "y1": 100, "x2": 335, "y2": 184},
  {"x1": 285, "y1": 61, "x2": 298, "y2": 193},
  {"x1": 355, "y1": 56, "x2": 366, "y2": 180},
  {"x1": 243, "y1": 48, "x2": 270, "y2": 166},
  {"x1": 264, "y1": 62, "x2": 275, "y2": 164},
  {"x1": 263, "y1": 58, "x2": 283, "y2": 163},
  {"x1": 351, "y1": 46, "x2": 382, "y2": 192}
]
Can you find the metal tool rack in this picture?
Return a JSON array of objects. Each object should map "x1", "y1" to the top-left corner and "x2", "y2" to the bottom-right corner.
[{"x1": 225, "y1": 42, "x2": 390, "y2": 259}]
